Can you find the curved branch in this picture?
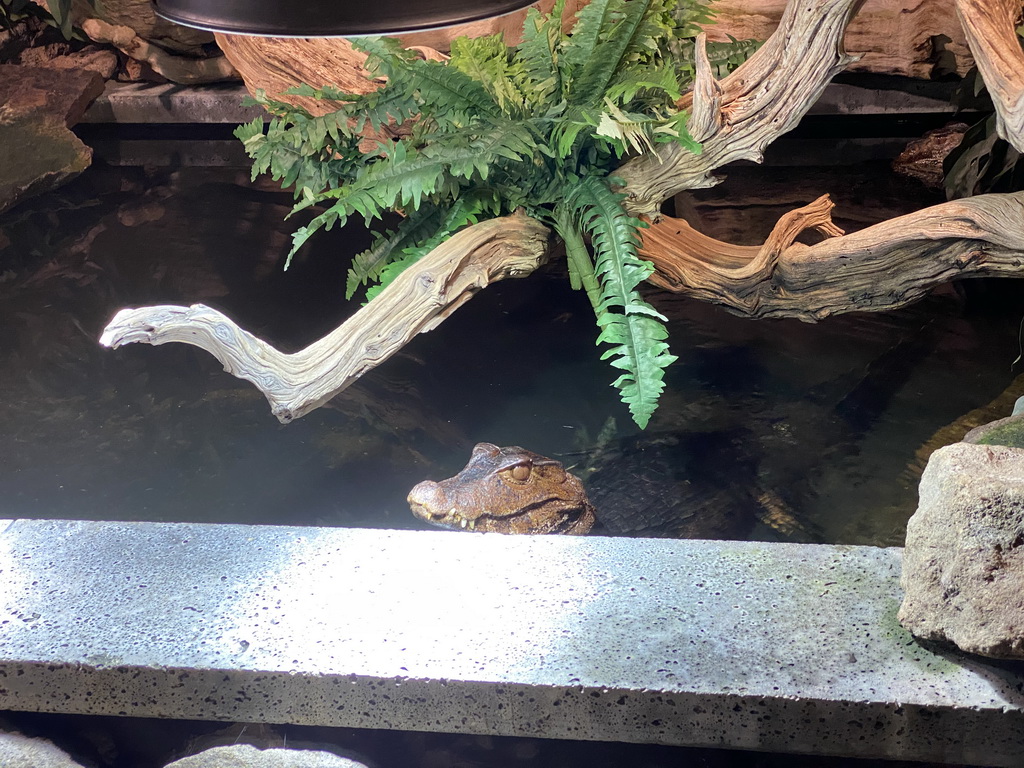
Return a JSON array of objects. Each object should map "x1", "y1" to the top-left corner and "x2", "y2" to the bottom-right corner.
[
  {"x1": 639, "y1": 191, "x2": 1024, "y2": 320},
  {"x1": 616, "y1": 0, "x2": 866, "y2": 215},
  {"x1": 955, "y1": 0, "x2": 1024, "y2": 153},
  {"x1": 81, "y1": 19, "x2": 238, "y2": 84},
  {"x1": 100, "y1": 214, "x2": 551, "y2": 422}
]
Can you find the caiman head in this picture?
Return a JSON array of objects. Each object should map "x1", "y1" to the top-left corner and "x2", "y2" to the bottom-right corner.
[{"x1": 407, "y1": 442, "x2": 596, "y2": 534}]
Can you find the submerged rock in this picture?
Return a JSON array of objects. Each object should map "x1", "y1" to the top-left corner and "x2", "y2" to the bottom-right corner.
[
  {"x1": 899, "y1": 442, "x2": 1024, "y2": 659},
  {"x1": 0, "y1": 730, "x2": 87, "y2": 768},
  {"x1": 165, "y1": 745, "x2": 369, "y2": 767},
  {"x1": 0, "y1": 65, "x2": 104, "y2": 215}
]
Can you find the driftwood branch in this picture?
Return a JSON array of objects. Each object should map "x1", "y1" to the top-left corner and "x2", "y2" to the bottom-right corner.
[
  {"x1": 100, "y1": 214, "x2": 550, "y2": 422},
  {"x1": 955, "y1": 0, "x2": 1024, "y2": 153},
  {"x1": 639, "y1": 192, "x2": 1024, "y2": 320},
  {"x1": 615, "y1": 0, "x2": 867, "y2": 215},
  {"x1": 81, "y1": 18, "x2": 238, "y2": 84}
]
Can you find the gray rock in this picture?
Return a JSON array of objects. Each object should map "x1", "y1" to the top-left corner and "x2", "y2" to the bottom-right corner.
[
  {"x1": 0, "y1": 730, "x2": 87, "y2": 768},
  {"x1": 898, "y1": 442, "x2": 1024, "y2": 659},
  {"x1": 0, "y1": 65, "x2": 105, "y2": 215},
  {"x1": 165, "y1": 744, "x2": 369, "y2": 768},
  {"x1": 964, "y1": 411, "x2": 1024, "y2": 448}
]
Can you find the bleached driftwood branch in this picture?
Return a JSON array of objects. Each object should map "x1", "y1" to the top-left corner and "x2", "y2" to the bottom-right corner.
[
  {"x1": 955, "y1": 0, "x2": 1024, "y2": 153},
  {"x1": 616, "y1": 0, "x2": 867, "y2": 215},
  {"x1": 638, "y1": 191, "x2": 1024, "y2": 320},
  {"x1": 100, "y1": 213, "x2": 550, "y2": 422}
]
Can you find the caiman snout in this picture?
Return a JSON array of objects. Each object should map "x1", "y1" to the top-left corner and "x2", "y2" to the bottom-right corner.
[
  {"x1": 408, "y1": 479, "x2": 484, "y2": 530},
  {"x1": 408, "y1": 480, "x2": 445, "y2": 517}
]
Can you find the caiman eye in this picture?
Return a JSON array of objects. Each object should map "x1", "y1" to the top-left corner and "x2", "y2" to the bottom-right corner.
[{"x1": 507, "y1": 464, "x2": 531, "y2": 482}]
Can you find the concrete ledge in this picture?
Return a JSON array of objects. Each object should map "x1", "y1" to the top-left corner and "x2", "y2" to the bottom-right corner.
[{"x1": 1, "y1": 520, "x2": 1022, "y2": 765}]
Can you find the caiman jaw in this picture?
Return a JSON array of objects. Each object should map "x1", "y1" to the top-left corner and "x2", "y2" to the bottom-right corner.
[{"x1": 409, "y1": 499, "x2": 587, "y2": 534}]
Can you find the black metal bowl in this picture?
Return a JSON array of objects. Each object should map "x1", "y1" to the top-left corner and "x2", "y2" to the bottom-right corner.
[{"x1": 152, "y1": 0, "x2": 537, "y2": 36}]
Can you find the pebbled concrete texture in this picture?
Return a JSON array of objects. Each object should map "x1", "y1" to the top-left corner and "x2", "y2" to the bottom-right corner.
[{"x1": 1, "y1": 520, "x2": 1023, "y2": 765}]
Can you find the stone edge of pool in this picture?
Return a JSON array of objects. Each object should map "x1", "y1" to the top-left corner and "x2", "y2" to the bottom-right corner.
[{"x1": 0, "y1": 519, "x2": 1021, "y2": 766}]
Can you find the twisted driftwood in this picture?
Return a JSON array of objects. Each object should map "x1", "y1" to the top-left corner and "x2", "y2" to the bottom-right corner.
[
  {"x1": 618, "y1": 0, "x2": 866, "y2": 215},
  {"x1": 955, "y1": 0, "x2": 1024, "y2": 154},
  {"x1": 638, "y1": 192, "x2": 1024, "y2": 320},
  {"x1": 101, "y1": 214, "x2": 549, "y2": 422},
  {"x1": 100, "y1": 0, "x2": 1024, "y2": 420}
]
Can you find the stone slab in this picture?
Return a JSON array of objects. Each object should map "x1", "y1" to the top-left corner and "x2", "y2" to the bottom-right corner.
[
  {"x1": 1, "y1": 520, "x2": 1022, "y2": 765},
  {"x1": 81, "y1": 82, "x2": 265, "y2": 125},
  {"x1": 80, "y1": 78, "x2": 957, "y2": 126}
]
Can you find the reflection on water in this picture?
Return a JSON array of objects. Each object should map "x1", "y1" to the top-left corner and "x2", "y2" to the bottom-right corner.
[{"x1": 2, "y1": 161, "x2": 1023, "y2": 545}]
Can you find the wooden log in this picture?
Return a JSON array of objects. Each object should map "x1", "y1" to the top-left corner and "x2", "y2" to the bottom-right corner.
[
  {"x1": 704, "y1": 0, "x2": 973, "y2": 78},
  {"x1": 638, "y1": 192, "x2": 1024, "y2": 320},
  {"x1": 100, "y1": 213, "x2": 551, "y2": 423},
  {"x1": 615, "y1": 0, "x2": 867, "y2": 216},
  {"x1": 214, "y1": 3, "x2": 585, "y2": 115},
  {"x1": 955, "y1": 0, "x2": 1024, "y2": 153},
  {"x1": 214, "y1": 34, "x2": 381, "y2": 116},
  {"x1": 81, "y1": 19, "x2": 238, "y2": 84}
]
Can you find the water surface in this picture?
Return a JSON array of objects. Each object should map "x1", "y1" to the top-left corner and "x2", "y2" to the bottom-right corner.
[{"x1": 2, "y1": 160, "x2": 1021, "y2": 545}]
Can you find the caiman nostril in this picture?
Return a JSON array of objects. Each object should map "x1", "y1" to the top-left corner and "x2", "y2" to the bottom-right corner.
[{"x1": 408, "y1": 481, "x2": 444, "y2": 513}]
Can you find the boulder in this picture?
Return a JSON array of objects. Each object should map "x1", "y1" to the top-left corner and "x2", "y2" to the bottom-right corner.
[
  {"x1": 165, "y1": 745, "x2": 369, "y2": 768},
  {"x1": 0, "y1": 730, "x2": 87, "y2": 768},
  {"x1": 0, "y1": 64, "x2": 104, "y2": 215},
  {"x1": 964, "y1": 411, "x2": 1024, "y2": 448},
  {"x1": 898, "y1": 441, "x2": 1024, "y2": 658}
]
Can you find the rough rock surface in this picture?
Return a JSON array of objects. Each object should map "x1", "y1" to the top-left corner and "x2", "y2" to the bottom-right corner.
[
  {"x1": 165, "y1": 745, "x2": 369, "y2": 768},
  {"x1": 17, "y1": 45, "x2": 119, "y2": 79},
  {"x1": 0, "y1": 64, "x2": 104, "y2": 215},
  {"x1": 899, "y1": 442, "x2": 1024, "y2": 659},
  {"x1": 0, "y1": 730, "x2": 87, "y2": 768},
  {"x1": 964, "y1": 412, "x2": 1024, "y2": 449}
]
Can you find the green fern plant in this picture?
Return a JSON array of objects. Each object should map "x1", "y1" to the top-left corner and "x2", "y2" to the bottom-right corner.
[{"x1": 236, "y1": 0, "x2": 754, "y2": 428}]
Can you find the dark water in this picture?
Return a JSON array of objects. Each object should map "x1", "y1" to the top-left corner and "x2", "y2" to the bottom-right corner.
[{"x1": 2, "y1": 160, "x2": 1023, "y2": 545}]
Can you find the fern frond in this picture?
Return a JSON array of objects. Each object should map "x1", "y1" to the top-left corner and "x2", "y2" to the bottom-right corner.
[
  {"x1": 356, "y1": 36, "x2": 502, "y2": 125},
  {"x1": 516, "y1": 0, "x2": 565, "y2": 103},
  {"x1": 596, "y1": 99, "x2": 656, "y2": 156},
  {"x1": 598, "y1": 312, "x2": 677, "y2": 428},
  {"x1": 570, "y1": 0, "x2": 663, "y2": 106},
  {"x1": 364, "y1": 194, "x2": 495, "y2": 301},
  {"x1": 605, "y1": 61, "x2": 682, "y2": 106},
  {"x1": 561, "y1": 0, "x2": 619, "y2": 82},
  {"x1": 346, "y1": 208, "x2": 443, "y2": 299},
  {"x1": 353, "y1": 36, "x2": 419, "y2": 80},
  {"x1": 567, "y1": 174, "x2": 675, "y2": 428},
  {"x1": 450, "y1": 34, "x2": 531, "y2": 115}
]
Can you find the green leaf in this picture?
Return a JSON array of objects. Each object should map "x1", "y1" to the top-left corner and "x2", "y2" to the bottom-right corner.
[
  {"x1": 517, "y1": 0, "x2": 565, "y2": 100},
  {"x1": 561, "y1": 0, "x2": 618, "y2": 80},
  {"x1": 565, "y1": 175, "x2": 676, "y2": 428},
  {"x1": 346, "y1": 209, "x2": 443, "y2": 299}
]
